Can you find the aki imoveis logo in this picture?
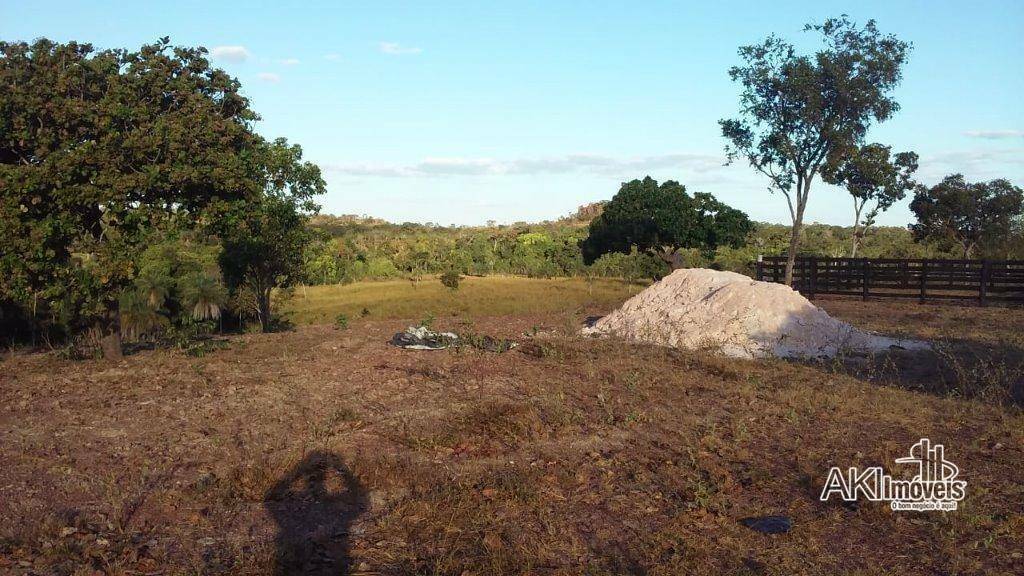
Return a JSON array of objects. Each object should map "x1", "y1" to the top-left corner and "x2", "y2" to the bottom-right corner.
[{"x1": 820, "y1": 438, "x2": 967, "y2": 511}]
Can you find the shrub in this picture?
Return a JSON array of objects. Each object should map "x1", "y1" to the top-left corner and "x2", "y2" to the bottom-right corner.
[
  {"x1": 335, "y1": 313, "x2": 349, "y2": 330},
  {"x1": 440, "y1": 269, "x2": 462, "y2": 290}
]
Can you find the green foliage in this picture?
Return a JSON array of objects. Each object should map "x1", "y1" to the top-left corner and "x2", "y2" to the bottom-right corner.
[
  {"x1": 299, "y1": 215, "x2": 990, "y2": 290},
  {"x1": 334, "y1": 313, "x2": 349, "y2": 330},
  {"x1": 822, "y1": 143, "x2": 919, "y2": 256},
  {"x1": 218, "y1": 139, "x2": 326, "y2": 332},
  {"x1": 0, "y1": 37, "x2": 260, "y2": 341},
  {"x1": 587, "y1": 249, "x2": 668, "y2": 282},
  {"x1": 440, "y1": 269, "x2": 462, "y2": 290},
  {"x1": 580, "y1": 177, "x2": 751, "y2": 268},
  {"x1": 119, "y1": 234, "x2": 226, "y2": 341},
  {"x1": 720, "y1": 16, "x2": 910, "y2": 281},
  {"x1": 909, "y1": 175, "x2": 1024, "y2": 258}
]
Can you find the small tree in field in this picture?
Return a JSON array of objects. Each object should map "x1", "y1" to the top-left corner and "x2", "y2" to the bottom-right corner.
[
  {"x1": 909, "y1": 175, "x2": 1023, "y2": 259},
  {"x1": 218, "y1": 139, "x2": 325, "y2": 332},
  {"x1": 580, "y1": 177, "x2": 751, "y2": 270},
  {"x1": 823, "y1": 143, "x2": 918, "y2": 257},
  {"x1": 440, "y1": 269, "x2": 461, "y2": 291},
  {"x1": 720, "y1": 16, "x2": 910, "y2": 284}
]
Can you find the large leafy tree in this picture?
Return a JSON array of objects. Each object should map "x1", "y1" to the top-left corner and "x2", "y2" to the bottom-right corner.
[
  {"x1": 720, "y1": 16, "x2": 910, "y2": 284},
  {"x1": 218, "y1": 138, "x2": 326, "y2": 332},
  {"x1": 909, "y1": 175, "x2": 1023, "y2": 259},
  {"x1": 580, "y1": 176, "x2": 751, "y2": 270},
  {"x1": 0, "y1": 38, "x2": 259, "y2": 355},
  {"x1": 823, "y1": 143, "x2": 918, "y2": 257}
]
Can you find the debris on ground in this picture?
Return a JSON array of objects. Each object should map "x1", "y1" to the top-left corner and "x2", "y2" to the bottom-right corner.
[
  {"x1": 739, "y1": 515, "x2": 792, "y2": 534},
  {"x1": 389, "y1": 326, "x2": 459, "y2": 350},
  {"x1": 388, "y1": 327, "x2": 516, "y2": 352},
  {"x1": 583, "y1": 268, "x2": 928, "y2": 359}
]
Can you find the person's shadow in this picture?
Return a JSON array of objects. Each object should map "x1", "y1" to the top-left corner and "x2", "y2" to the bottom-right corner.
[{"x1": 264, "y1": 451, "x2": 368, "y2": 575}]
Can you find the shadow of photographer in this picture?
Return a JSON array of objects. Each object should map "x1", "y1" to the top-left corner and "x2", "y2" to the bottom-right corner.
[{"x1": 264, "y1": 451, "x2": 368, "y2": 575}]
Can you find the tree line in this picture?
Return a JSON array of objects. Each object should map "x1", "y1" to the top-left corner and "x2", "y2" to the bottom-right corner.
[{"x1": 300, "y1": 205, "x2": 1024, "y2": 287}]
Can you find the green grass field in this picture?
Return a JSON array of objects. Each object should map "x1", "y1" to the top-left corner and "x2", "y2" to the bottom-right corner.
[{"x1": 283, "y1": 275, "x2": 647, "y2": 324}]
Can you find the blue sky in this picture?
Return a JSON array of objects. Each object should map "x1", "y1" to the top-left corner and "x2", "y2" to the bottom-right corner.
[{"x1": 2, "y1": 1, "x2": 1022, "y2": 226}]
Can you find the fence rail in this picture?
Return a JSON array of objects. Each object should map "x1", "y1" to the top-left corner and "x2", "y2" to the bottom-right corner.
[{"x1": 754, "y1": 256, "x2": 1024, "y2": 303}]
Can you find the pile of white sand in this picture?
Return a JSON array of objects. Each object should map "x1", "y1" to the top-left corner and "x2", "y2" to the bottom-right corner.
[{"x1": 584, "y1": 268, "x2": 925, "y2": 359}]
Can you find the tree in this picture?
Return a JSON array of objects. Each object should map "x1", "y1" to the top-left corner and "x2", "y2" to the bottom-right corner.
[
  {"x1": 823, "y1": 143, "x2": 918, "y2": 257},
  {"x1": 909, "y1": 175, "x2": 1023, "y2": 259},
  {"x1": 720, "y1": 16, "x2": 910, "y2": 284},
  {"x1": 0, "y1": 38, "x2": 259, "y2": 356},
  {"x1": 580, "y1": 176, "x2": 751, "y2": 270},
  {"x1": 218, "y1": 138, "x2": 325, "y2": 332}
]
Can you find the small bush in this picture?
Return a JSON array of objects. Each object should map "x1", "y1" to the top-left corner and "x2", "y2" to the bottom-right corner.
[
  {"x1": 335, "y1": 313, "x2": 349, "y2": 330},
  {"x1": 440, "y1": 269, "x2": 462, "y2": 290}
]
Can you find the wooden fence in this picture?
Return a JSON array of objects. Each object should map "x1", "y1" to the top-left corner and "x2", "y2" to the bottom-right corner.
[{"x1": 754, "y1": 256, "x2": 1024, "y2": 304}]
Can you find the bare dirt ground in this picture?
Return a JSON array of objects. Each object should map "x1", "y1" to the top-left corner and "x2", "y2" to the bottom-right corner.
[{"x1": 2, "y1": 298, "x2": 1023, "y2": 575}]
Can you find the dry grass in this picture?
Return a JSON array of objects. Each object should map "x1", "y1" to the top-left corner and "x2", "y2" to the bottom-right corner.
[
  {"x1": 2, "y1": 286, "x2": 1023, "y2": 575},
  {"x1": 815, "y1": 297, "x2": 1024, "y2": 406},
  {"x1": 282, "y1": 276, "x2": 646, "y2": 325}
]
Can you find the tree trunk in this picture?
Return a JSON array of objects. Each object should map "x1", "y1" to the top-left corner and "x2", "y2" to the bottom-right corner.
[
  {"x1": 851, "y1": 201, "x2": 863, "y2": 259},
  {"x1": 258, "y1": 287, "x2": 273, "y2": 332},
  {"x1": 963, "y1": 243, "x2": 975, "y2": 260},
  {"x1": 96, "y1": 316, "x2": 123, "y2": 361},
  {"x1": 784, "y1": 219, "x2": 803, "y2": 286},
  {"x1": 784, "y1": 178, "x2": 811, "y2": 286},
  {"x1": 655, "y1": 247, "x2": 685, "y2": 271},
  {"x1": 100, "y1": 332, "x2": 123, "y2": 361}
]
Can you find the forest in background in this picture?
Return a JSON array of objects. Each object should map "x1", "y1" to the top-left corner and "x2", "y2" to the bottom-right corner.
[{"x1": 300, "y1": 205, "x2": 1024, "y2": 285}]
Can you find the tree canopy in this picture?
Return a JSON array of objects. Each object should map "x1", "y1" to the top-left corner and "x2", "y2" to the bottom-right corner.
[
  {"x1": 580, "y1": 177, "x2": 751, "y2": 269},
  {"x1": 0, "y1": 37, "x2": 260, "y2": 346},
  {"x1": 720, "y1": 16, "x2": 910, "y2": 283},
  {"x1": 823, "y1": 143, "x2": 918, "y2": 257},
  {"x1": 909, "y1": 175, "x2": 1024, "y2": 259},
  {"x1": 218, "y1": 138, "x2": 326, "y2": 332}
]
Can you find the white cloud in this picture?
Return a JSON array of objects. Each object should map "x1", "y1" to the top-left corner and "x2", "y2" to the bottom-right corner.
[
  {"x1": 256, "y1": 72, "x2": 281, "y2": 83},
  {"x1": 326, "y1": 153, "x2": 726, "y2": 178},
  {"x1": 378, "y1": 41, "x2": 423, "y2": 55},
  {"x1": 964, "y1": 130, "x2": 1024, "y2": 139},
  {"x1": 323, "y1": 53, "x2": 343, "y2": 61},
  {"x1": 210, "y1": 45, "x2": 250, "y2": 63},
  {"x1": 916, "y1": 148, "x2": 1024, "y2": 184},
  {"x1": 277, "y1": 58, "x2": 300, "y2": 66}
]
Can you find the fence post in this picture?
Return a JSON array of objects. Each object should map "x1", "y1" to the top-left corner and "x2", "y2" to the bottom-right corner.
[
  {"x1": 919, "y1": 260, "x2": 928, "y2": 303},
  {"x1": 980, "y1": 259, "x2": 990, "y2": 306},
  {"x1": 862, "y1": 258, "x2": 870, "y2": 301},
  {"x1": 809, "y1": 256, "x2": 817, "y2": 299},
  {"x1": 756, "y1": 255, "x2": 764, "y2": 282}
]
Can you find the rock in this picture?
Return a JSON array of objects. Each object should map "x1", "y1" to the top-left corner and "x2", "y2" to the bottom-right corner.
[{"x1": 740, "y1": 515, "x2": 792, "y2": 534}]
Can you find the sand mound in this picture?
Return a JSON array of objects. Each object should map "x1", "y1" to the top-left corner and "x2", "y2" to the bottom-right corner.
[{"x1": 584, "y1": 268, "x2": 925, "y2": 359}]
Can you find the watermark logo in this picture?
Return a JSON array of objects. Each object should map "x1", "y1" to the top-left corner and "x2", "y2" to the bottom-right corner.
[{"x1": 820, "y1": 438, "x2": 967, "y2": 511}]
